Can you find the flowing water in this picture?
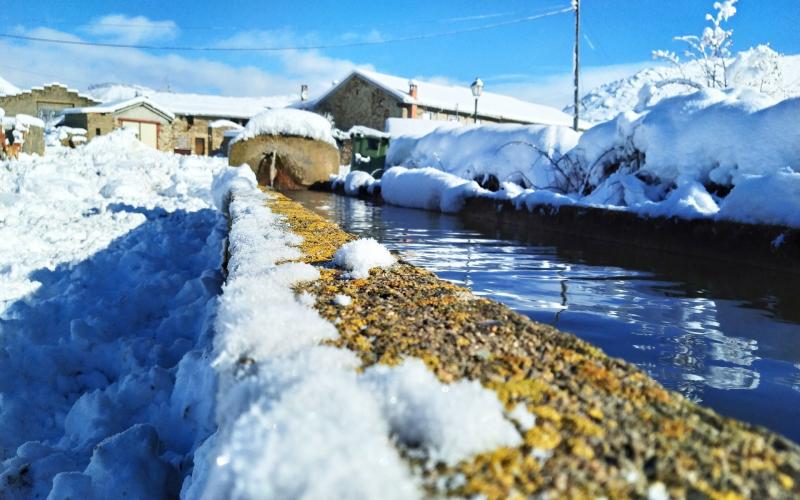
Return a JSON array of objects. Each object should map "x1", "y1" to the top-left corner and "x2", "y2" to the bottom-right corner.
[{"x1": 289, "y1": 190, "x2": 800, "y2": 443}]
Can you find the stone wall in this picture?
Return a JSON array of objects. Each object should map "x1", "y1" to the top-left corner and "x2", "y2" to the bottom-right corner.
[
  {"x1": 0, "y1": 84, "x2": 98, "y2": 120},
  {"x1": 314, "y1": 75, "x2": 405, "y2": 131},
  {"x1": 229, "y1": 135, "x2": 339, "y2": 189}
]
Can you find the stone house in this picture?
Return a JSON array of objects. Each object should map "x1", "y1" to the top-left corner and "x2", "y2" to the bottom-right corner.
[
  {"x1": 61, "y1": 97, "x2": 175, "y2": 150},
  {"x1": 0, "y1": 83, "x2": 99, "y2": 123},
  {"x1": 296, "y1": 69, "x2": 580, "y2": 131}
]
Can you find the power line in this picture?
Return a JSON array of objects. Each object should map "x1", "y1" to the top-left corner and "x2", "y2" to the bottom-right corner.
[{"x1": 0, "y1": 6, "x2": 574, "y2": 52}]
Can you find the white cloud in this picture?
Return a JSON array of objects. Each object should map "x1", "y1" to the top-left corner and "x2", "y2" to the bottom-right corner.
[
  {"x1": 0, "y1": 27, "x2": 368, "y2": 99},
  {"x1": 84, "y1": 14, "x2": 179, "y2": 44},
  {"x1": 489, "y1": 62, "x2": 657, "y2": 109}
]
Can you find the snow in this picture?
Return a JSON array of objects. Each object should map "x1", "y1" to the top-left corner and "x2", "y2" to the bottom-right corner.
[
  {"x1": 382, "y1": 166, "x2": 488, "y2": 213},
  {"x1": 358, "y1": 86, "x2": 800, "y2": 228},
  {"x1": 717, "y1": 169, "x2": 800, "y2": 227},
  {"x1": 208, "y1": 119, "x2": 243, "y2": 129},
  {"x1": 386, "y1": 117, "x2": 460, "y2": 138},
  {"x1": 230, "y1": 108, "x2": 336, "y2": 146},
  {"x1": 0, "y1": 129, "x2": 231, "y2": 498},
  {"x1": 87, "y1": 83, "x2": 295, "y2": 119},
  {"x1": 387, "y1": 123, "x2": 580, "y2": 191},
  {"x1": 62, "y1": 96, "x2": 175, "y2": 120},
  {"x1": 0, "y1": 75, "x2": 21, "y2": 96},
  {"x1": 300, "y1": 69, "x2": 580, "y2": 128},
  {"x1": 333, "y1": 294, "x2": 352, "y2": 306},
  {"x1": 333, "y1": 238, "x2": 397, "y2": 279},
  {"x1": 361, "y1": 359, "x2": 523, "y2": 466},
  {"x1": 340, "y1": 169, "x2": 377, "y2": 195},
  {"x1": 568, "y1": 52, "x2": 800, "y2": 125}
]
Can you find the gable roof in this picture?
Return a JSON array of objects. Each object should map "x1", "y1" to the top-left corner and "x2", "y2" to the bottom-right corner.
[
  {"x1": 62, "y1": 96, "x2": 175, "y2": 121},
  {"x1": 301, "y1": 69, "x2": 583, "y2": 128},
  {"x1": 147, "y1": 92, "x2": 294, "y2": 119}
]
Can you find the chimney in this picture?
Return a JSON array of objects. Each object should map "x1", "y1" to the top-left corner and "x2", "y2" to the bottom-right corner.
[
  {"x1": 300, "y1": 84, "x2": 309, "y2": 102},
  {"x1": 408, "y1": 79, "x2": 418, "y2": 119}
]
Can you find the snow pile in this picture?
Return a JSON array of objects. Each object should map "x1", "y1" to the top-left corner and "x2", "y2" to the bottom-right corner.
[
  {"x1": 0, "y1": 129, "x2": 237, "y2": 498},
  {"x1": 333, "y1": 237, "x2": 397, "y2": 278},
  {"x1": 717, "y1": 169, "x2": 800, "y2": 227},
  {"x1": 230, "y1": 108, "x2": 336, "y2": 146},
  {"x1": 362, "y1": 359, "x2": 522, "y2": 465},
  {"x1": 385, "y1": 117, "x2": 460, "y2": 138},
  {"x1": 387, "y1": 123, "x2": 580, "y2": 192},
  {"x1": 335, "y1": 169, "x2": 377, "y2": 195},
  {"x1": 208, "y1": 119, "x2": 243, "y2": 130},
  {"x1": 382, "y1": 166, "x2": 489, "y2": 213}
]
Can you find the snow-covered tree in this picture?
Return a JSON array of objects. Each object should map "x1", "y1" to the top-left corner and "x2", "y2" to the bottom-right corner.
[
  {"x1": 653, "y1": 0, "x2": 738, "y2": 88},
  {"x1": 726, "y1": 44, "x2": 784, "y2": 95}
]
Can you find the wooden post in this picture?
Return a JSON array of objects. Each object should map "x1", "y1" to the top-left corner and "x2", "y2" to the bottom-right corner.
[{"x1": 573, "y1": 0, "x2": 580, "y2": 132}]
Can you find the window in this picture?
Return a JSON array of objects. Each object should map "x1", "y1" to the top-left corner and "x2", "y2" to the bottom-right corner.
[
  {"x1": 187, "y1": 116, "x2": 195, "y2": 126},
  {"x1": 95, "y1": 128, "x2": 101, "y2": 136}
]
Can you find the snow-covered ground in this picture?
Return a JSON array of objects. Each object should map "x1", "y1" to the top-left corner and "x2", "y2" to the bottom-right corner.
[{"x1": 1, "y1": 129, "x2": 535, "y2": 498}]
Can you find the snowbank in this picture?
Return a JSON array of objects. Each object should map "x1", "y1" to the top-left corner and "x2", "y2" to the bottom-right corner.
[
  {"x1": 230, "y1": 108, "x2": 336, "y2": 146},
  {"x1": 0, "y1": 129, "x2": 239, "y2": 498},
  {"x1": 381, "y1": 166, "x2": 488, "y2": 213},
  {"x1": 387, "y1": 124, "x2": 580, "y2": 191}
]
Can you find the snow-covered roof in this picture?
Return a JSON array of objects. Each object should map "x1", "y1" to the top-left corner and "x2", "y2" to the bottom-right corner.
[
  {"x1": 348, "y1": 125, "x2": 390, "y2": 139},
  {"x1": 148, "y1": 92, "x2": 294, "y2": 119},
  {"x1": 62, "y1": 96, "x2": 175, "y2": 120},
  {"x1": 304, "y1": 69, "x2": 581, "y2": 128},
  {"x1": 3, "y1": 82, "x2": 99, "y2": 103},
  {"x1": 231, "y1": 108, "x2": 336, "y2": 146},
  {"x1": 209, "y1": 119, "x2": 244, "y2": 129}
]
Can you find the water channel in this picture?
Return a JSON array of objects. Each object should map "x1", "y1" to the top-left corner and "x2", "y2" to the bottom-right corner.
[{"x1": 288, "y1": 190, "x2": 800, "y2": 443}]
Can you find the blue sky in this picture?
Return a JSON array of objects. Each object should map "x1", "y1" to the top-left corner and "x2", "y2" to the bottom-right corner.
[{"x1": 1, "y1": 0, "x2": 797, "y2": 107}]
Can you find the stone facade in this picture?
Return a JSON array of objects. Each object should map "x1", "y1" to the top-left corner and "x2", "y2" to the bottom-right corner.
[
  {"x1": 313, "y1": 75, "x2": 405, "y2": 131},
  {"x1": 229, "y1": 135, "x2": 339, "y2": 189},
  {"x1": 167, "y1": 116, "x2": 242, "y2": 156},
  {"x1": 0, "y1": 84, "x2": 99, "y2": 122}
]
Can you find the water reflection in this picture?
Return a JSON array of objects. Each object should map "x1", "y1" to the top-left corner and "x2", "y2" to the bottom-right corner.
[{"x1": 288, "y1": 190, "x2": 800, "y2": 443}]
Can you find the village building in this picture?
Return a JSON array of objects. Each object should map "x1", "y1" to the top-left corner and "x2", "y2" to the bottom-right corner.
[
  {"x1": 61, "y1": 97, "x2": 175, "y2": 150},
  {"x1": 296, "y1": 69, "x2": 580, "y2": 131},
  {"x1": 0, "y1": 83, "x2": 100, "y2": 123}
]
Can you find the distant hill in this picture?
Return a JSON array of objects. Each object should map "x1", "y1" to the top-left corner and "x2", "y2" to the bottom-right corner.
[{"x1": 566, "y1": 49, "x2": 800, "y2": 125}]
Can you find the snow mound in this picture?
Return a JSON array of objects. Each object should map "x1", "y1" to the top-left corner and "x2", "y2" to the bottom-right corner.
[
  {"x1": 362, "y1": 359, "x2": 523, "y2": 466},
  {"x1": 333, "y1": 238, "x2": 396, "y2": 279},
  {"x1": 342, "y1": 170, "x2": 377, "y2": 195},
  {"x1": 717, "y1": 169, "x2": 800, "y2": 227},
  {"x1": 382, "y1": 166, "x2": 488, "y2": 213},
  {"x1": 387, "y1": 123, "x2": 579, "y2": 191},
  {"x1": 230, "y1": 108, "x2": 336, "y2": 146}
]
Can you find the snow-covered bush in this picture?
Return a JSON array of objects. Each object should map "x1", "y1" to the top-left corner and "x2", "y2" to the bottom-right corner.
[{"x1": 653, "y1": 0, "x2": 738, "y2": 89}]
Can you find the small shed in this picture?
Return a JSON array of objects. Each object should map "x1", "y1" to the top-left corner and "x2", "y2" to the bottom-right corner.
[
  {"x1": 228, "y1": 109, "x2": 339, "y2": 190},
  {"x1": 61, "y1": 96, "x2": 174, "y2": 150},
  {"x1": 349, "y1": 125, "x2": 390, "y2": 178}
]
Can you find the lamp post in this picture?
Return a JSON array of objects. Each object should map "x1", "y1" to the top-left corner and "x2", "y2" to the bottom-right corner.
[
  {"x1": 470, "y1": 77, "x2": 483, "y2": 124},
  {"x1": 300, "y1": 84, "x2": 309, "y2": 102}
]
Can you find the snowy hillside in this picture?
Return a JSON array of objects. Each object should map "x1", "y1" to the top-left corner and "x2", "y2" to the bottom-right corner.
[{"x1": 567, "y1": 52, "x2": 800, "y2": 124}]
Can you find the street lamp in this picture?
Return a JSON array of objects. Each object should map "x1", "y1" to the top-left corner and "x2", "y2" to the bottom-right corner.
[
  {"x1": 300, "y1": 84, "x2": 309, "y2": 102},
  {"x1": 470, "y1": 77, "x2": 483, "y2": 123}
]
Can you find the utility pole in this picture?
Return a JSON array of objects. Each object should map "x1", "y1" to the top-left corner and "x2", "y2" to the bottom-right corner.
[{"x1": 572, "y1": 0, "x2": 580, "y2": 131}]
